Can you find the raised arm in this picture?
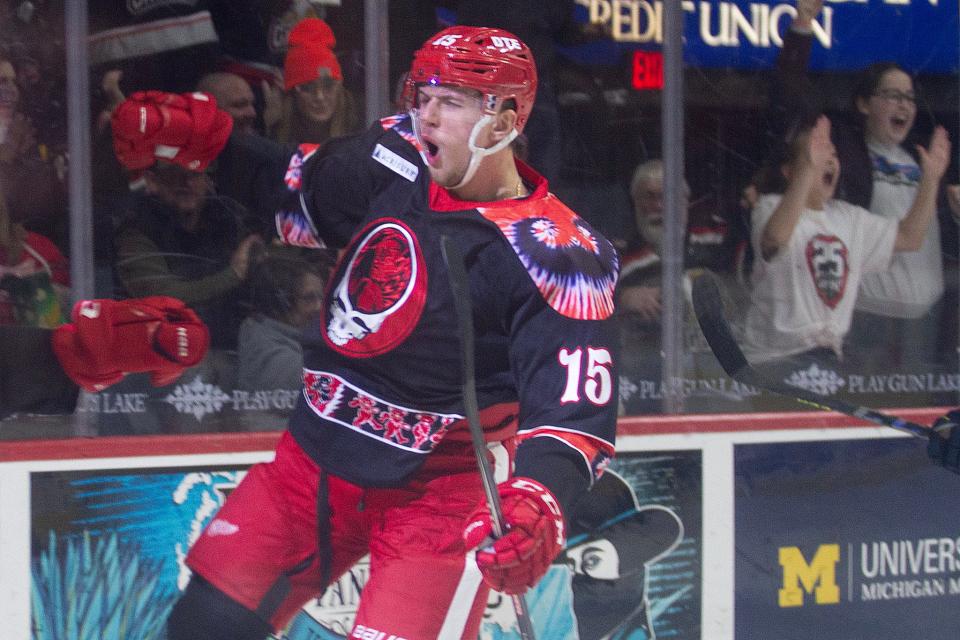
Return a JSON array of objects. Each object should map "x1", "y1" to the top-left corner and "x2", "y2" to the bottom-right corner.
[
  {"x1": 760, "y1": 115, "x2": 833, "y2": 260},
  {"x1": 894, "y1": 126, "x2": 951, "y2": 252}
]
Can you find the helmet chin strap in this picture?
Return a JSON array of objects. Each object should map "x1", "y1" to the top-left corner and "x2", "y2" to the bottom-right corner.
[
  {"x1": 412, "y1": 108, "x2": 518, "y2": 192},
  {"x1": 450, "y1": 115, "x2": 517, "y2": 190}
]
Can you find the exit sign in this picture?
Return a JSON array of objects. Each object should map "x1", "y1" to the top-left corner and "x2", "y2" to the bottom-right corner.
[{"x1": 632, "y1": 50, "x2": 663, "y2": 90}]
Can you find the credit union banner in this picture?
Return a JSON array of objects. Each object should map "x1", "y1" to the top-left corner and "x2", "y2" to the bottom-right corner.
[{"x1": 570, "y1": 0, "x2": 958, "y2": 73}]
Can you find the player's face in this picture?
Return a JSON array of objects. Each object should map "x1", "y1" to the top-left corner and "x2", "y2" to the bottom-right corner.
[
  {"x1": 414, "y1": 84, "x2": 487, "y2": 188},
  {"x1": 859, "y1": 68, "x2": 916, "y2": 147}
]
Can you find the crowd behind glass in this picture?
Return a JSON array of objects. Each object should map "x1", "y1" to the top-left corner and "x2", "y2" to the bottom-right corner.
[{"x1": 1, "y1": 0, "x2": 958, "y2": 438}]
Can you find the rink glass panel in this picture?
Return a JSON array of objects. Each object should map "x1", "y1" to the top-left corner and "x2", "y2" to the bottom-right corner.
[{"x1": 0, "y1": 3, "x2": 957, "y2": 430}]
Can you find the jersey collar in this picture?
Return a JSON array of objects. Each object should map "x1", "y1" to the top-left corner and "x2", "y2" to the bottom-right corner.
[{"x1": 429, "y1": 159, "x2": 548, "y2": 212}]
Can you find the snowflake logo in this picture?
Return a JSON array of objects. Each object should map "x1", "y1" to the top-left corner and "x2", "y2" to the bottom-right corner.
[
  {"x1": 784, "y1": 364, "x2": 845, "y2": 396},
  {"x1": 619, "y1": 375, "x2": 639, "y2": 402},
  {"x1": 164, "y1": 376, "x2": 231, "y2": 421}
]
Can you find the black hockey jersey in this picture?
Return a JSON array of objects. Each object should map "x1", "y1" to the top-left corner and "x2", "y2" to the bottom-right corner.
[{"x1": 277, "y1": 115, "x2": 620, "y2": 500}]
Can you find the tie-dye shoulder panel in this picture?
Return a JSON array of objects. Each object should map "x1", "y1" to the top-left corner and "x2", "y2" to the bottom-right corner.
[
  {"x1": 283, "y1": 143, "x2": 320, "y2": 191},
  {"x1": 379, "y1": 113, "x2": 423, "y2": 153},
  {"x1": 478, "y1": 196, "x2": 619, "y2": 320}
]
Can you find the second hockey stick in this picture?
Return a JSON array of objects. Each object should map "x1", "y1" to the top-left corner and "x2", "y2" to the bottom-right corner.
[
  {"x1": 441, "y1": 235, "x2": 537, "y2": 640},
  {"x1": 690, "y1": 273, "x2": 932, "y2": 439}
]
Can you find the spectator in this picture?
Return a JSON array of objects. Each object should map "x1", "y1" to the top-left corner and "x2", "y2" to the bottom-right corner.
[
  {"x1": 265, "y1": 17, "x2": 359, "y2": 145},
  {"x1": 209, "y1": 0, "x2": 322, "y2": 73},
  {"x1": 111, "y1": 91, "x2": 264, "y2": 349},
  {"x1": 0, "y1": 53, "x2": 70, "y2": 316},
  {"x1": 95, "y1": 73, "x2": 290, "y2": 237},
  {"x1": 0, "y1": 176, "x2": 68, "y2": 328},
  {"x1": 741, "y1": 116, "x2": 950, "y2": 368},
  {"x1": 238, "y1": 249, "x2": 332, "y2": 395},
  {"x1": 615, "y1": 159, "x2": 740, "y2": 414},
  {"x1": 0, "y1": 50, "x2": 36, "y2": 168},
  {"x1": 616, "y1": 160, "x2": 737, "y2": 347},
  {"x1": 196, "y1": 72, "x2": 258, "y2": 134},
  {"x1": 193, "y1": 74, "x2": 292, "y2": 236},
  {"x1": 0, "y1": 49, "x2": 69, "y2": 253},
  {"x1": 774, "y1": 0, "x2": 960, "y2": 371}
]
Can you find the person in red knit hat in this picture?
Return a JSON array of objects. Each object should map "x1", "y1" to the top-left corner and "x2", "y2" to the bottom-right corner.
[{"x1": 265, "y1": 17, "x2": 360, "y2": 145}]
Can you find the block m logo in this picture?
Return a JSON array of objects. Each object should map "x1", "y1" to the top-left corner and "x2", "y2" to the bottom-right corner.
[{"x1": 778, "y1": 544, "x2": 840, "y2": 607}]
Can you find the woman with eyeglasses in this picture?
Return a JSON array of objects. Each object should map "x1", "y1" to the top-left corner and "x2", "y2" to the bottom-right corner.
[
  {"x1": 770, "y1": 0, "x2": 958, "y2": 375},
  {"x1": 238, "y1": 249, "x2": 333, "y2": 402},
  {"x1": 265, "y1": 18, "x2": 360, "y2": 146}
]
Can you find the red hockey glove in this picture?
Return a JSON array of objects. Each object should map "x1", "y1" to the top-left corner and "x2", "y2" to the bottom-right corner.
[
  {"x1": 52, "y1": 297, "x2": 209, "y2": 392},
  {"x1": 463, "y1": 477, "x2": 565, "y2": 594}
]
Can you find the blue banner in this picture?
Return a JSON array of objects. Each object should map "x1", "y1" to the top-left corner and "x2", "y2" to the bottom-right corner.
[
  {"x1": 567, "y1": 0, "x2": 959, "y2": 73},
  {"x1": 734, "y1": 438, "x2": 960, "y2": 640}
]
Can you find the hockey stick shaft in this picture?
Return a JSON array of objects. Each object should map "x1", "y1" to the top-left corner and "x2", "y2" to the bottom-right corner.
[
  {"x1": 441, "y1": 236, "x2": 537, "y2": 640},
  {"x1": 691, "y1": 274, "x2": 932, "y2": 438}
]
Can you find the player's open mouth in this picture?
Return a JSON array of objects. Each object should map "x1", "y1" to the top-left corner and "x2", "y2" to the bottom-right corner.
[
  {"x1": 423, "y1": 139, "x2": 439, "y2": 164},
  {"x1": 823, "y1": 170, "x2": 836, "y2": 188},
  {"x1": 891, "y1": 115, "x2": 908, "y2": 129}
]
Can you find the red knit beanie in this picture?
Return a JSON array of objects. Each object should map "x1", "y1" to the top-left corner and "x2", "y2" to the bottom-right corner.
[
  {"x1": 284, "y1": 18, "x2": 343, "y2": 90},
  {"x1": 111, "y1": 91, "x2": 233, "y2": 172}
]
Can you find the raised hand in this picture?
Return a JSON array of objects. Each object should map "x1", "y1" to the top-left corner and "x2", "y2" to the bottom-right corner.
[
  {"x1": 795, "y1": 0, "x2": 824, "y2": 28},
  {"x1": 804, "y1": 115, "x2": 834, "y2": 174},
  {"x1": 916, "y1": 125, "x2": 951, "y2": 184}
]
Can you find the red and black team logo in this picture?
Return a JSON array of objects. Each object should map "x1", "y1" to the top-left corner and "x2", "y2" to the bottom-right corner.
[
  {"x1": 805, "y1": 234, "x2": 848, "y2": 309},
  {"x1": 323, "y1": 219, "x2": 427, "y2": 357}
]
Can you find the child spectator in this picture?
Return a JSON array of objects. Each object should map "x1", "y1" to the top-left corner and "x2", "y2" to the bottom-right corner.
[
  {"x1": 742, "y1": 116, "x2": 950, "y2": 367},
  {"x1": 774, "y1": 0, "x2": 960, "y2": 370}
]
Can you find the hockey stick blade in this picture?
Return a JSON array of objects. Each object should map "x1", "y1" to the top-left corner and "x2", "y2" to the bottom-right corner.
[
  {"x1": 691, "y1": 274, "x2": 931, "y2": 439},
  {"x1": 440, "y1": 235, "x2": 537, "y2": 640}
]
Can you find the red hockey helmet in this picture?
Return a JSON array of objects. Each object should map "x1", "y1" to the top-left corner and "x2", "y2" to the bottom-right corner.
[{"x1": 409, "y1": 26, "x2": 538, "y2": 133}]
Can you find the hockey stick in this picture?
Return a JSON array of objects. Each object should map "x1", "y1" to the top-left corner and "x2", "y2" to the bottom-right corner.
[
  {"x1": 690, "y1": 273, "x2": 932, "y2": 439},
  {"x1": 440, "y1": 235, "x2": 537, "y2": 640}
]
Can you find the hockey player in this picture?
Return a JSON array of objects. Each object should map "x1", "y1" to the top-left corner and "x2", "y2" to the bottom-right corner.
[{"x1": 167, "y1": 26, "x2": 620, "y2": 640}]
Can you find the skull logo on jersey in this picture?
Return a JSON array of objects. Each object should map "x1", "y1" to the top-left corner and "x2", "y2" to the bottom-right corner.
[
  {"x1": 324, "y1": 219, "x2": 427, "y2": 357},
  {"x1": 805, "y1": 234, "x2": 848, "y2": 309}
]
